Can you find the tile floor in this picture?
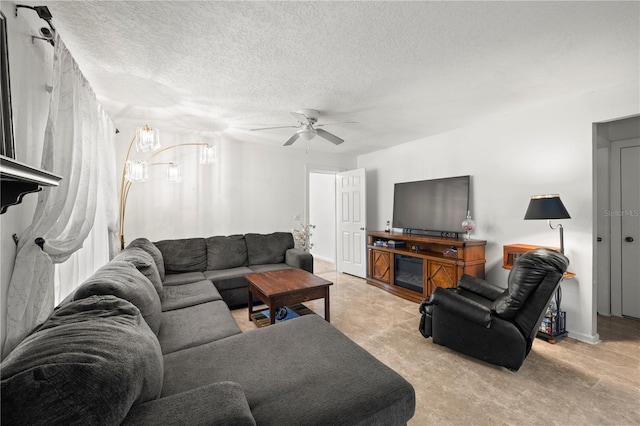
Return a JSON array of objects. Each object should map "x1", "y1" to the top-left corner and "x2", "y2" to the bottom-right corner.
[{"x1": 231, "y1": 260, "x2": 640, "y2": 425}]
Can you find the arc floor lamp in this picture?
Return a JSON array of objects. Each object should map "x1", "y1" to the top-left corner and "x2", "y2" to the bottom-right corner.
[{"x1": 118, "y1": 125, "x2": 217, "y2": 250}]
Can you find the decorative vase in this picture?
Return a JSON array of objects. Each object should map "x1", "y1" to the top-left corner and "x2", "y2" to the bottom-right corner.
[{"x1": 461, "y1": 210, "x2": 476, "y2": 239}]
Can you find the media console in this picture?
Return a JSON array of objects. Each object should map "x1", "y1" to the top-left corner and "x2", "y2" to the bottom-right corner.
[{"x1": 367, "y1": 231, "x2": 486, "y2": 303}]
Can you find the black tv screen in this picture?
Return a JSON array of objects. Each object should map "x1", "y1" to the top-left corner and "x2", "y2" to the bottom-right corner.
[{"x1": 392, "y1": 175, "x2": 470, "y2": 234}]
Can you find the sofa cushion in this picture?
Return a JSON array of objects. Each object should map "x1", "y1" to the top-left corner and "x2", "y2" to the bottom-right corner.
[
  {"x1": 158, "y1": 300, "x2": 242, "y2": 355},
  {"x1": 204, "y1": 267, "x2": 253, "y2": 291},
  {"x1": 1, "y1": 295, "x2": 163, "y2": 426},
  {"x1": 248, "y1": 263, "x2": 293, "y2": 273},
  {"x1": 161, "y1": 280, "x2": 223, "y2": 312},
  {"x1": 162, "y1": 271, "x2": 206, "y2": 286},
  {"x1": 245, "y1": 232, "x2": 294, "y2": 265},
  {"x1": 127, "y1": 237, "x2": 165, "y2": 280},
  {"x1": 206, "y1": 234, "x2": 249, "y2": 270},
  {"x1": 114, "y1": 247, "x2": 163, "y2": 296},
  {"x1": 74, "y1": 261, "x2": 162, "y2": 335},
  {"x1": 161, "y1": 315, "x2": 415, "y2": 425},
  {"x1": 122, "y1": 382, "x2": 256, "y2": 426},
  {"x1": 155, "y1": 238, "x2": 207, "y2": 273}
]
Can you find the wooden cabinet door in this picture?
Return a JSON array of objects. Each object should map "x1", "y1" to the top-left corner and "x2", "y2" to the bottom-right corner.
[
  {"x1": 371, "y1": 250, "x2": 391, "y2": 283},
  {"x1": 426, "y1": 260, "x2": 457, "y2": 296}
]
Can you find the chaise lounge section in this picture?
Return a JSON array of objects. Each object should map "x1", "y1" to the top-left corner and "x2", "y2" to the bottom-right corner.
[{"x1": 1, "y1": 232, "x2": 415, "y2": 425}]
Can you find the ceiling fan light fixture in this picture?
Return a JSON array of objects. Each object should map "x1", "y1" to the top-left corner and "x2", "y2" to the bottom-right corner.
[{"x1": 298, "y1": 127, "x2": 317, "y2": 141}]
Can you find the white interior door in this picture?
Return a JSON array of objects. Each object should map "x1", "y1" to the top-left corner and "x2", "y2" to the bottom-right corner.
[
  {"x1": 336, "y1": 168, "x2": 366, "y2": 277},
  {"x1": 611, "y1": 138, "x2": 640, "y2": 319},
  {"x1": 620, "y1": 143, "x2": 640, "y2": 318}
]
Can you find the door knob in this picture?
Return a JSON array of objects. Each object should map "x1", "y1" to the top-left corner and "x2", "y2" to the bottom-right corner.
[{"x1": 625, "y1": 237, "x2": 634, "y2": 242}]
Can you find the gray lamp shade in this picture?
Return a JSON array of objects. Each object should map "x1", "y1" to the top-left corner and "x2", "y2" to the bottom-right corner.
[{"x1": 524, "y1": 194, "x2": 571, "y2": 220}]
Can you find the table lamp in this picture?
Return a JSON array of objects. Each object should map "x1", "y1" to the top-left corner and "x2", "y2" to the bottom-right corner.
[{"x1": 524, "y1": 194, "x2": 571, "y2": 253}]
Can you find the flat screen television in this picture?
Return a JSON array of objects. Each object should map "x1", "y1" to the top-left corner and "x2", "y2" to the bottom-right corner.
[{"x1": 392, "y1": 175, "x2": 470, "y2": 235}]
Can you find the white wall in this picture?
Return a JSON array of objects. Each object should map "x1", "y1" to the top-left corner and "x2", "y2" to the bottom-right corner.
[
  {"x1": 118, "y1": 127, "x2": 356, "y2": 243},
  {"x1": 309, "y1": 172, "x2": 336, "y2": 262},
  {"x1": 0, "y1": 2, "x2": 54, "y2": 356},
  {"x1": 358, "y1": 83, "x2": 639, "y2": 343}
]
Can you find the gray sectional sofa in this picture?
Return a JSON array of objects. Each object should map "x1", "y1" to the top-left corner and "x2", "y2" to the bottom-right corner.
[
  {"x1": 147, "y1": 232, "x2": 314, "y2": 307},
  {"x1": 1, "y1": 232, "x2": 416, "y2": 425}
]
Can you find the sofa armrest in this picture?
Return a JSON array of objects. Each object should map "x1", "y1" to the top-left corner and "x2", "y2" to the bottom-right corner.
[
  {"x1": 285, "y1": 248, "x2": 313, "y2": 273},
  {"x1": 428, "y1": 287, "x2": 492, "y2": 328},
  {"x1": 457, "y1": 274, "x2": 505, "y2": 301},
  {"x1": 121, "y1": 381, "x2": 256, "y2": 426}
]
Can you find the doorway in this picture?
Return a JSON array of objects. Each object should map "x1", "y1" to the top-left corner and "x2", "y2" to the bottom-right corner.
[
  {"x1": 612, "y1": 138, "x2": 640, "y2": 319},
  {"x1": 308, "y1": 171, "x2": 337, "y2": 267},
  {"x1": 594, "y1": 116, "x2": 640, "y2": 319}
]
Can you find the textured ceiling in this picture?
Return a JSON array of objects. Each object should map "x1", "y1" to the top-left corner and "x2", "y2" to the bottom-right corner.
[{"x1": 26, "y1": 1, "x2": 640, "y2": 155}]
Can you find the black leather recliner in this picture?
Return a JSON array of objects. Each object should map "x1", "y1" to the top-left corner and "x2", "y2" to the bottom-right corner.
[{"x1": 419, "y1": 248, "x2": 568, "y2": 371}]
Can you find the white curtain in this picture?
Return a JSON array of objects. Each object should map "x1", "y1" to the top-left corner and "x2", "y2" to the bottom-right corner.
[{"x1": 2, "y1": 36, "x2": 116, "y2": 358}]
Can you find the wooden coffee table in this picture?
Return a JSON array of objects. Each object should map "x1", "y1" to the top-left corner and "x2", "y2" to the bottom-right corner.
[{"x1": 247, "y1": 268, "x2": 333, "y2": 325}]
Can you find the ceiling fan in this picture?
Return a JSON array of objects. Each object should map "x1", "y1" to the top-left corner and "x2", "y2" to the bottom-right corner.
[{"x1": 251, "y1": 109, "x2": 353, "y2": 147}]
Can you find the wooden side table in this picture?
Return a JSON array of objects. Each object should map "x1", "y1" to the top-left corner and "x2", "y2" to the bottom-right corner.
[{"x1": 503, "y1": 244, "x2": 575, "y2": 343}]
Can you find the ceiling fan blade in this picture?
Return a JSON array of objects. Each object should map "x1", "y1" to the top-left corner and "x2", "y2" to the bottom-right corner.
[
  {"x1": 316, "y1": 128, "x2": 344, "y2": 145},
  {"x1": 251, "y1": 125, "x2": 299, "y2": 131},
  {"x1": 283, "y1": 132, "x2": 301, "y2": 146},
  {"x1": 315, "y1": 121, "x2": 358, "y2": 127}
]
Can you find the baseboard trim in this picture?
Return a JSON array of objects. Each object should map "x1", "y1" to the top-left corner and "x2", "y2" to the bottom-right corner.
[
  {"x1": 311, "y1": 254, "x2": 335, "y2": 264},
  {"x1": 568, "y1": 331, "x2": 601, "y2": 344}
]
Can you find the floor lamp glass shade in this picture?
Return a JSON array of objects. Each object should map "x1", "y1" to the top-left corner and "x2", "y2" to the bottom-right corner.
[
  {"x1": 135, "y1": 125, "x2": 160, "y2": 152},
  {"x1": 200, "y1": 145, "x2": 217, "y2": 164},
  {"x1": 524, "y1": 194, "x2": 571, "y2": 220},
  {"x1": 167, "y1": 163, "x2": 182, "y2": 182},
  {"x1": 125, "y1": 160, "x2": 148, "y2": 182}
]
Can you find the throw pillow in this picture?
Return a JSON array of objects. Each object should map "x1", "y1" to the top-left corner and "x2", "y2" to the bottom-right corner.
[{"x1": 1, "y1": 295, "x2": 163, "y2": 426}]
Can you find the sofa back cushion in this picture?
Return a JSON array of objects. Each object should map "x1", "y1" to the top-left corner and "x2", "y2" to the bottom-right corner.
[
  {"x1": 245, "y1": 232, "x2": 294, "y2": 265},
  {"x1": 155, "y1": 238, "x2": 207, "y2": 274},
  {"x1": 114, "y1": 247, "x2": 163, "y2": 296},
  {"x1": 1, "y1": 295, "x2": 163, "y2": 426},
  {"x1": 206, "y1": 235, "x2": 249, "y2": 270},
  {"x1": 74, "y1": 261, "x2": 162, "y2": 335},
  {"x1": 127, "y1": 237, "x2": 165, "y2": 280}
]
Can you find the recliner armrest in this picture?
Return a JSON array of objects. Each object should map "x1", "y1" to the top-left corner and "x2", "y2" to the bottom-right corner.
[
  {"x1": 457, "y1": 274, "x2": 505, "y2": 301},
  {"x1": 428, "y1": 287, "x2": 492, "y2": 328},
  {"x1": 121, "y1": 381, "x2": 256, "y2": 426},
  {"x1": 285, "y1": 248, "x2": 313, "y2": 273}
]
